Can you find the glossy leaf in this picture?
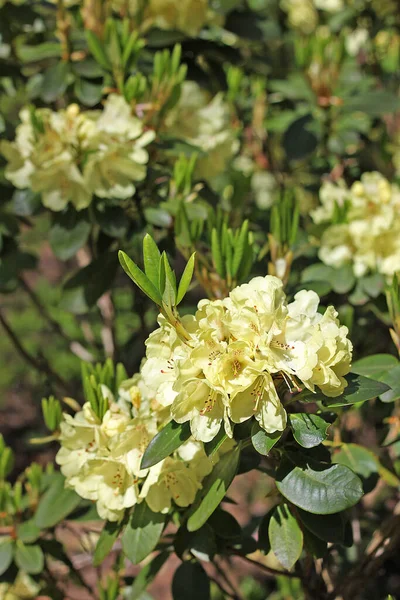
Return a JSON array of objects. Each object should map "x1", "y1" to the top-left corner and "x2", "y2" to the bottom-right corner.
[
  {"x1": 93, "y1": 519, "x2": 125, "y2": 566},
  {"x1": 251, "y1": 421, "x2": 281, "y2": 455},
  {"x1": 143, "y1": 234, "x2": 161, "y2": 289},
  {"x1": 119, "y1": 250, "x2": 162, "y2": 306},
  {"x1": 122, "y1": 502, "x2": 166, "y2": 565},
  {"x1": 141, "y1": 421, "x2": 191, "y2": 469},
  {"x1": 295, "y1": 373, "x2": 390, "y2": 407},
  {"x1": 176, "y1": 253, "x2": 196, "y2": 305},
  {"x1": 276, "y1": 460, "x2": 363, "y2": 514},
  {"x1": 172, "y1": 561, "x2": 210, "y2": 600},
  {"x1": 289, "y1": 413, "x2": 330, "y2": 448},
  {"x1": 187, "y1": 445, "x2": 240, "y2": 532},
  {"x1": 268, "y1": 504, "x2": 303, "y2": 570}
]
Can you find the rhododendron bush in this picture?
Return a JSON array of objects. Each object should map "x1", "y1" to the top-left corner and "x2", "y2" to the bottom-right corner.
[{"x1": 1, "y1": 1, "x2": 400, "y2": 599}]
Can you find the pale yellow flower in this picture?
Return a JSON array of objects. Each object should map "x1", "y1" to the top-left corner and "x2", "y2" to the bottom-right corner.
[{"x1": 313, "y1": 172, "x2": 400, "y2": 278}]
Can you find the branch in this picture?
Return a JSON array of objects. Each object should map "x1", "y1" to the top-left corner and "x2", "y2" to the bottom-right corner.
[
  {"x1": 19, "y1": 275, "x2": 95, "y2": 363},
  {"x1": 0, "y1": 307, "x2": 73, "y2": 396},
  {"x1": 229, "y1": 551, "x2": 301, "y2": 580}
]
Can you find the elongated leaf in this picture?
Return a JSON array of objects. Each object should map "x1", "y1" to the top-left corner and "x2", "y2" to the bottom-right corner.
[
  {"x1": 122, "y1": 502, "x2": 166, "y2": 565},
  {"x1": 187, "y1": 445, "x2": 241, "y2": 532},
  {"x1": 143, "y1": 234, "x2": 161, "y2": 289},
  {"x1": 276, "y1": 461, "x2": 363, "y2": 514},
  {"x1": 129, "y1": 551, "x2": 170, "y2": 599},
  {"x1": 231, "y1": 220, "x2": 249, "y2": 277},
  {"x1": 268, "y1": 504, "x2": 303, "y2": 570},
  {"x1": 211, "y1": 229, "x2": 224, "y2": 278},
  {"x1": 0, "y1": 538, "x2": 13, "y2": 576},
  {"x1": 295, "y1": 373, "x2": 390, "y2": 407},
  {"x1": 93, "y1": 519, "x2": 124, "y2": 566},
  {"x1": 35, "y1": 474, "x2": 81, "y2": 528},
  {"x1": 119, "y1": 251, "x2": 162, "y2": 305},
  {"x1": 251, "y1": 422, "x2": 281, "y2": 455},
  {"x1": 289, "y1": 413, "x2": 330, "y2": 448},
  {"x1": 15, "y1": 543, "x2": 44, "y2": 574},
  {"x1": 204, "y1": 426, "x2": 228, "y2": 457},
  {"x1": 86, "y1": 30, "x2": 112, "y2": 70},
  {"x1": 172, "y1": 561, "x2": 210, "y2": 600},
  {"x1": 141, "y1": 421, "x2": 191, "y2": 470},
  {"x1": 176, "y1": 253, "x2": 196, "y2": 305}
]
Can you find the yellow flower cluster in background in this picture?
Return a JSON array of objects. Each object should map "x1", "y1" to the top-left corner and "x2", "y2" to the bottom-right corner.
[
  {"x1": 163, "y1": 81, "x2": 239, "y2": 185},
  {"x1": 312, "y1": 172, "x2": 400, "y2": 278},
  {"x1": 0, "y1": 95, "x2": 154, "y2": 211}
]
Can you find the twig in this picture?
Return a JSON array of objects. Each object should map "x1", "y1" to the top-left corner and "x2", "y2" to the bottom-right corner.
[
  {"x1": 230, "y1": 551, "x2": 301, "y2": 580},
  {"x1": 213, "y1": 558, "x2": 244, "y2": 600},
  {"x1": 209, "y1": 574, "x2": 237, "y2": 600},
  {"x1": 0, "y1": 308, "x2": 73, "y2": 395},
  {"x1": 19, "y1": 276, "x2": 95, "y2": 362}
]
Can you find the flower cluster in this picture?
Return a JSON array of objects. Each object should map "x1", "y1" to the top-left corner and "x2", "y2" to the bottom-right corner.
[
  {"x1": 163, "y1": 81, "x2": 239, "y2": 184},
  {"x1": 311, "y1": 172, "x2": 400, "y2": 278},
  {"x1": 142, "y1": 275, "x2": 352, "y2": 443},
  {"x1": 1, "y1": 95, "x2": 154, "y2": 212},
  {"x1": 56, "y1": 375, "x2": 215, "y2": 521}
]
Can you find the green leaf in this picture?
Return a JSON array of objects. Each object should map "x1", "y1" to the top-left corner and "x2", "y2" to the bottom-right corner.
[
  {"x1": 0, "y1": 538, "x2": 13, "y2": 576},
  {"x1": 332, "y1": 444, "x2": 379, "y2": 479},
  {"x1": 342, "y1": 91, "x2": 400, "y2": 116},
  {"x1": 15, "y1": 543, "x2": 44, "y2": 574},
  {"x1": 172, "y1": 561, "x2": 210, "y2": 600},
  {"x1": 296, "y1": 509, "x2": 345, "y2": 544},
  {"x1": 289, "y1": 413, "x2": 330, "y2": 448},
  {"x1": 204, "y1": 426, "x2": 228, "y2": 457},
  {"x1": 187, "y1": 445, "x2": 241, "y2": 532},
  {"x1": 49, "y1": 211, "x2": 91, "y2": 261},
  {"x1": 211, "y1": 229, "x2": 224, "y2": 278},
  {"x1": 35, "y1": 474, "x2": 81, "y2": 528},
  {"x1": 302, "y1": 528, "x2": 328, "y2": 559},
  {"x1": 41, "y1": 61, "x2": 69, "y2": 103},
  {"x1": 141, "y1": 421, "x2": 191, "y2": 469},
  {"x1": 251, "y1": 422, "x2": 281, "y2": 455},
  {"x1": 379, "y1": 365, "x2": 400, "y2": 403},
  {"x1": 276, "y1": 460, "x2": 363, "y2": 514},
  {"x1": 16, "y1": 520, "x2": 41, "y2": 544},
  {"x1": 119, "y1": 250, "x2": 162, "y2": 306},
  {"x1": 16, "y1": 41, "x2": 61, "y2": 63},
  {"x1": 207, "y1": 509, "x2": 241, "y2": 540},
  {"x1": 93, "y1": 519, "x2": 125, "y2": 566},
  {"x1": 176, "y1": 253, "x2": 196, "y2": 305},
  {"x1": 162, "y1": 252, "x2": 177, "y2": 306},
  {"x1": 122, "y1": 502, "x2": 166, "y2": 565},
  {"x1": 74, "y1": 78, "x2": 103, "y2": 107},
  {"x1": 268, "y1": 504, "x2": 303, "y2": 570},
  {"x1": 128, "y1": 551, "x2": 169, "y2": 599},
  {"x1": 143, "y1": 234, "x2": 161, "y2": 289},
  {"x1": 86, "y1": 30, "x2": 112, "y2": 70},
  {"x1": 144, "y1": 207, "x2": 173, "y2": 228},
  {"x1": 231, "y1": 220, "x2": 249, "y2": 277},
  {"x1": 295, "y1": 373, "x2": 390, "y2": 407},
  {"x1": 351, "y1": 354, "x2": 398, "y2": 380}
]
